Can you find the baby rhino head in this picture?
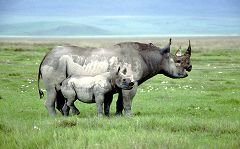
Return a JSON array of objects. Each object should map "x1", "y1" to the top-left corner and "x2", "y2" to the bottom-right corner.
[{"x1": 113, "y1": 67, "x2": 135, "y2": 90}]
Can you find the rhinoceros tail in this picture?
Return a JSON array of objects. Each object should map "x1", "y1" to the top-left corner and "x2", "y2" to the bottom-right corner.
[
  {"x1": 38, "y1": 51, "x2": 50, "y2": 99},
  {"x1": 37, "y1": 49, "x2": 53, "y2": 99},
  {"x1": 38, "y1": 66, "x2": 44, "y2": 99}
]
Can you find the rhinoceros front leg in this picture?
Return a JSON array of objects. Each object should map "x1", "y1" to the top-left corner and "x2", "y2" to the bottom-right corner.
[
  {"x1": 104, "y1": 92, "x2": 113, "y2": 117},
  {"x1": 122, "y1": 85, "x2": 138, "y2": 116},
  {"x1": 71, "y1": 103, "x2": 80, "y2": 115},
  {"x1": 95, "y1": 95, "x2": 104, "y2": 117},
  {"x1": 115, "y1": 91, "x2": 123, "y2": 116}
]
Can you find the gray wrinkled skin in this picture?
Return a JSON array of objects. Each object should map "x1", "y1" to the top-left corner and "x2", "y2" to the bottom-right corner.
[
  {"x1": 61, "y1": 68, "x2": 133, "y2": 117},
  {"x1": 38, "y1": 39, "x2": 192, "y2": 116}
]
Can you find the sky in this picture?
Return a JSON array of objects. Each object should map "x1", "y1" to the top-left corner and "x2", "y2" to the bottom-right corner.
[
  {"x1": 0, "y1": 0, "x2": 239, "y2": 36},
  {"x1": 0, "y1": 0, "x2": 240, "y2": 18}
]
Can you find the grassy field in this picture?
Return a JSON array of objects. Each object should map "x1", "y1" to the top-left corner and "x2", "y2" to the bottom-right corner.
[{"x1": 0, "y1": 37, "x2": 240, "y2": 148}]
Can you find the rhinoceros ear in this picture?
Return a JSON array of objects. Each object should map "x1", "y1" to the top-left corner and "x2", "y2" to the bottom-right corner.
[
  {"x1": 184, "y1": 40, "x2": 191, "y2": 56},
  {"x1": 175, "y1": 46, "x2": 182, "y2": 56},
  {"x1": 160, "y1": 38, "x2": 171, "y2": 54}
]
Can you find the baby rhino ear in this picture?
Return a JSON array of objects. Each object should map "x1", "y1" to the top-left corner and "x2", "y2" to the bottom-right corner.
[
  {"x1": 122, "y1": 68, "x2": 127, "y2": 75},
  {"x1": 175, "y1": 46, "x2": 182, "y2": 56},
  {"x1": 116, "y1": 66, "x2": 121, "y2": 75}
]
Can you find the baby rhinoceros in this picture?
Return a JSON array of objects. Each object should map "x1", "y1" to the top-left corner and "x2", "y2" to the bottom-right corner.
[{"x1": 61, "y1": 67, "x2": 135, "y2": 117}]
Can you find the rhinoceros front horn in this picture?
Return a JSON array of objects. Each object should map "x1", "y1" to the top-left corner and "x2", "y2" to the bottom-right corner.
[{"x1": 184, "y1": 40, "x2": 191, "y2": 57}]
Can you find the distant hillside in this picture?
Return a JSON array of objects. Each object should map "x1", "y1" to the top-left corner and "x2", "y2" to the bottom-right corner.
[
  {"x1": 0, "y1": 21, "x2": 112, "y2": 36},
  {"x1": 0, "y1": 16, "x2": 239, "y2": 36}
]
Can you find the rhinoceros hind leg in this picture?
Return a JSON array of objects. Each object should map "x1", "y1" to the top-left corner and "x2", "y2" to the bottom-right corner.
[
  {"x1": 56, "y1": 91, "x2": 66, "y2": 115},
  {"x1": 45, "y1": 89, "x2": 57, "y2": 116},
  {"x1": 62, "y1": 102, "x2": 70, "y2": 116},
  {"x1": 64, "y1": 98, "x2": 78, "y2": 116}
]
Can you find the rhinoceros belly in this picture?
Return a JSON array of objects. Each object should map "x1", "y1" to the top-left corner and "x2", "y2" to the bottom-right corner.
[{"x1": 71, "y1": 78, "x2": 96, "y2": 103}]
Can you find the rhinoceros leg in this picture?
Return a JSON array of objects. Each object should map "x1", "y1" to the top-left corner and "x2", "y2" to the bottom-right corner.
[
  {"x1": 122, "y1": 85, "x2": 138, "y2": 116},
  {"x1": 70, "y1": 103, "x2": 80, "y2": 115},
  {"x1": 115, "y1": 91, "x2": 123, "y2": 116},
  {"x1": 45, "y1": 88, "x2": 57, "y2": 116},
  {"x1": 56, "y1": 90, "x2": 66, "y2": 115},
  {"x1": 62, "y1": 102, "x2": 70, "y2": 116},
  {"x1": 104, "y1": 92, "x2": 113, "y2": 117},
  {"x1": 62, "y1": 101, "x2": 80, "y2": 116},
  {"x1": 95, "y1": 95, "x2": 104, "y2": 117},
  {"x1": 64, "y1": 98, "x2": 78, "y2": 116}
]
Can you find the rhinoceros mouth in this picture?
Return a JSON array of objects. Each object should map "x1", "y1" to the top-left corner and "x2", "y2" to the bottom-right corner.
[
  {"x1": 186, "y1": 65, "x2": 192, "y2": 72},
  {"x1": 164, "y1": 72, "x2": 188, "y2": 79},
  {"x1": 115, "y1": 80, "x2": 135, "y2": 90}
]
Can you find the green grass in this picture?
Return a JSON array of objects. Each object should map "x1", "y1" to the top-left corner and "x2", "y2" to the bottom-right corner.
[{"x1": 0, "y1": 39, "x2": 240, "y2": 149}]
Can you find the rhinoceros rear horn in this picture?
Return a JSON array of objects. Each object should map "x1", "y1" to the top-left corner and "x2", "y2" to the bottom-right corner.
[
  {"x1": 160, "y1": 38, "x2": 172, "y2": 54},
  {"x1": 184, "y1": 40, "x2": 191, "y2": 57}
]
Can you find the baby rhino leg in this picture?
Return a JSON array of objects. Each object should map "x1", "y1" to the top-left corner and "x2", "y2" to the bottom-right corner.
[
  {"x1": 95, "y1": 95, "x2": 104, "y2": 117},
  {"x1": 104, "y1": 92, "x2": 113, "y2": 117},
  {"x1": 62, "y1": 97, "x2": 77, "y2": 116},
  {"x1": 62, "y1": 101, "x2": 70, "y2": 116},
  {"x1": 71, "y1": 103, "x2": 80, "y2": 115}
]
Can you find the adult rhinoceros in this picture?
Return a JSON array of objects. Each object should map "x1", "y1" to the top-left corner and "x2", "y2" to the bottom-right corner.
[{"x1": 38, "y1": 38, "x2": 192, "y2": 116}]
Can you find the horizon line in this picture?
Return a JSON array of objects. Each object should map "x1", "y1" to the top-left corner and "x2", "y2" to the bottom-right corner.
[{"x1": 1, "y1": 34, "x2": 240, "y2": 39}]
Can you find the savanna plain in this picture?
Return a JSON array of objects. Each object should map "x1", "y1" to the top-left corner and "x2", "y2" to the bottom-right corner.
[{"x1": 0, "y1": 37, "x2": 239, "y2": 148}]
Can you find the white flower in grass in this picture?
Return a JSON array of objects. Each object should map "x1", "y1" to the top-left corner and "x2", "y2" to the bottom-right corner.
[
  {"x1": 218, "y1": 72, "x2": 223, "y2": 74},
  {"x1": 33, "y1": 125, "x2": 40, "y2": 130},
  {"x1": 195, "y1": 107, "x2": 200, "y2": 110}
]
